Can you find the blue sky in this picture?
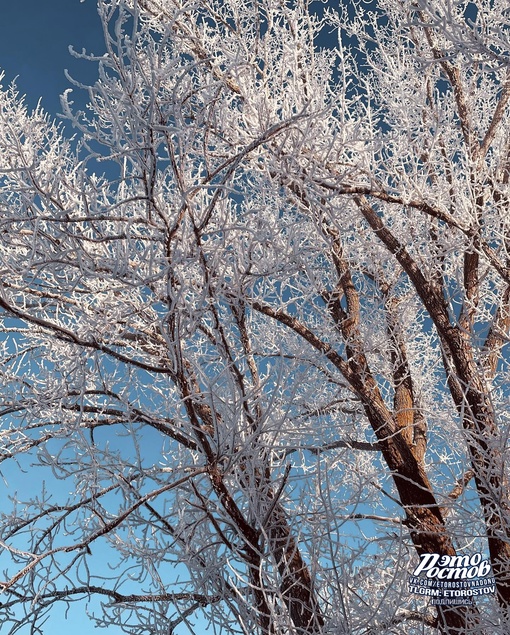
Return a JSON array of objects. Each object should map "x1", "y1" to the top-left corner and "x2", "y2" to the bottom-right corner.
[
  {"x1": 0, "y1": 5, "x2": 205, "y2": 633},
  {"x1": 1, "y1": 3, "x2": 125, "y2": 632},
  {"x1": 0, "y1": 0, "x2": 104, "y2": 117}
]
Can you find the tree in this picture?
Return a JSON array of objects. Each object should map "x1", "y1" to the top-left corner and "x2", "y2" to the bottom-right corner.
[{"x1": 0, "y1": 0, "x2": 509, "y2": 633}]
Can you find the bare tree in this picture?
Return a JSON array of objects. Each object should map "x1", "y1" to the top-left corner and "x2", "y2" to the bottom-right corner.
[{"x1": 0, "y1": 1, "x2": 509, "y2": 633}]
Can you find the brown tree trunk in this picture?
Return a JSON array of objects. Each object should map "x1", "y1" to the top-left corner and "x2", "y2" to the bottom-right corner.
[
  {"x1": 359, "y1": 380, "x2": 477, "y2": 634},
  {"x1": 440, "y1": 331, "x2": 510, "y2": 611},
  {"x1": 264, "y1": 501, "x2": 324, "y2": 634},
  {"x1": 358, "y1": 194, "x2": 510, "y2": 623}
]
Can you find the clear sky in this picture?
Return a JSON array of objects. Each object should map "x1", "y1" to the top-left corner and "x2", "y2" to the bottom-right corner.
[
  {"x1": 1, "y1": 3, "x2": 124, "y2": 632},
  {"x1": 0, "y1": 5, "x2": 202, "y2": 633},
  {"x1": 0, "y1": 0, "x2": 104, "y2": 117}
]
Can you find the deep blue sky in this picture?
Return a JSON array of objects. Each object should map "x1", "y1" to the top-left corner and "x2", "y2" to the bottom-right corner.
[
  {"x1": 0, "y1": 4, "x2": 198, "y2": 633},
  {"x1": 0, "y1": 0, "x2": 104, "y2": 117},
  {"x1": 0, "y1": 4, "x2": 124, "y2": 632}
]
